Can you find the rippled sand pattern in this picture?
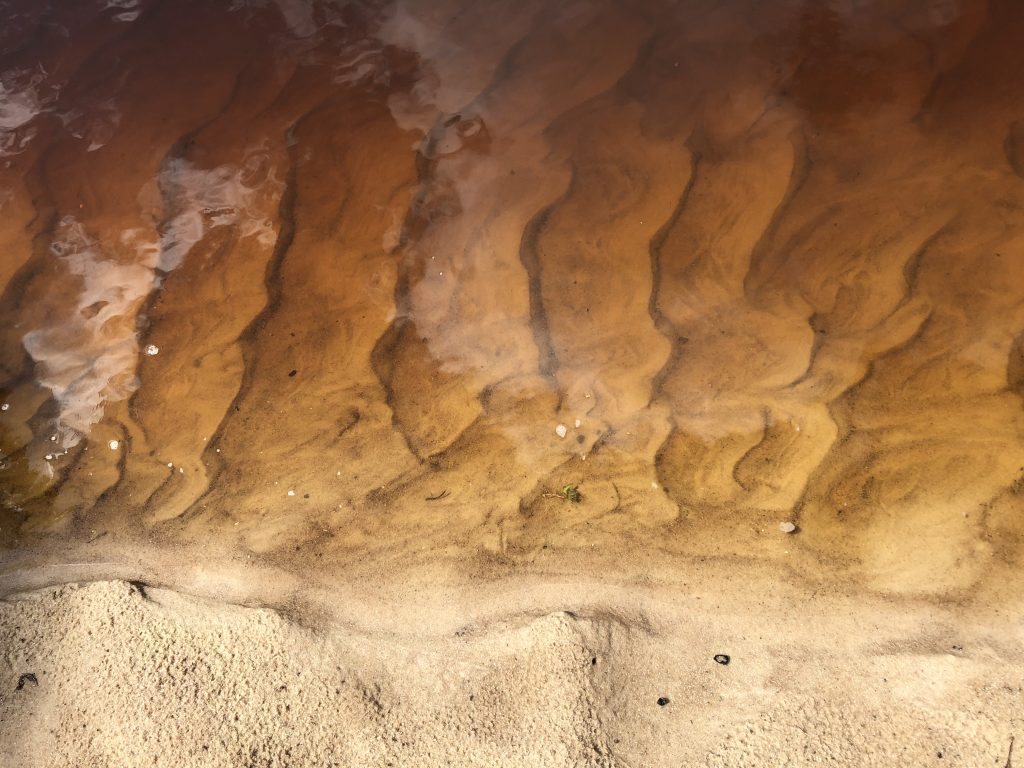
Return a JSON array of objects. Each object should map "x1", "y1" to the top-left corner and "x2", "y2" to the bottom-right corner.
[{"x1": 2, "y1": 0, "x2": 1024, "y2": 597}]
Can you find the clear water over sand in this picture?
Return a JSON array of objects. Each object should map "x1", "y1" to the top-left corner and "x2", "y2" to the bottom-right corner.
[{"x1": 2, "y1": 0, "x2": 1024, "y2": 598}]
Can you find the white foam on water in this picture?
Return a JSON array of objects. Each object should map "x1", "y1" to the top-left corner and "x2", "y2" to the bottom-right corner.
[
  {"x1": 0, "y1": 71, "x2": 44, "y2": 157},
  {"x1": 330, "y1": 43, "x2": 390, "y2": 87},
  {"x1": 158, "y1": 155, "x2": 280, "y2": 272},
  {"x1": 227, "y1": 0, "x2": 338, "y2": 39},
  {"x1": 99, "y1": 0, "x2": 142, "y2": 21},
  {"x1": 21, "y1": 151, "x2": 281, "y2": 446},
  {"x1": 0, "y1": 65, "x2": 62, "y2": 157},
  {"x1": 0, "y1": 125, "x2": 35, "y2": 157},
  {"x1": 22, "y1": 218, "x2": 159, "y2": 446},
  {"x1": 0, "y1": 82, "x2": 40, "y2": 131},
  {"x1": 229, "y1": 0, "x2": 377, "y2": 45},
  {"x1": 59, "y1": 98, "x2": 124, "y2": 152},
  {"x1": 269, "y1": 0, "x2": 318, "y2": 38}
]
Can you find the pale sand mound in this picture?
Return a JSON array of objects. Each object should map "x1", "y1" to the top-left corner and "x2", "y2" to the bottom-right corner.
[{"x1": 0, "y1": 580, "x2": 1020, "y2": 767}]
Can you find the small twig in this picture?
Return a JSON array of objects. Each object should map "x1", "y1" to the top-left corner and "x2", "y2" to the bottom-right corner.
[
  {"x1": 86, "y1": 529, "x2": 107, "y2": 544},
  {"x1": 425, "y1": 489, "x2": 449, "y2": 501},
  {"x1": 543, "y1": 484, "x2": 582, "y2": 503}
]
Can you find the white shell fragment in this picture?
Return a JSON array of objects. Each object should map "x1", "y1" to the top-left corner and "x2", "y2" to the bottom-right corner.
[
  {"x1": 108, "y1": 440, "x2": 120, "y2": 450},
  {"x1": 144, "y1": 344, "x2": 160, "y2": 356},
  {"x1": 287, "y1": 489, "x2": 296, "y2": 497},
  {"x1": 574, "y1": 419, "x2": 582, "y2": 428},
  {"x1": 779, "y1": 521, "x2": 797, "y2": 533},
  {"x1": 555, "y1": 424, "x2": 568, "y2": 439}
]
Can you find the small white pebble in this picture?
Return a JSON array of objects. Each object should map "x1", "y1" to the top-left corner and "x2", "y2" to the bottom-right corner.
[
  {"x1": 44, "y1": 454, "x2": 53, "y2": 461},
  {"x1": 49, "y1": 435, "x2": 57, "y2": 442},
  {"x1": 779, "y1": 521, "x2": 797, "y2": 534},
  {"x1": 651, "y1": 481, "x2": 659, "y2": 489},
  {"x1": 179, "y1": 467, "x2": 184, "y2": 474},
  {"x1": 287, "y1": 489, "x2": 296, "y2": 497},
  {"x1": 0, "y1": 403, "x2": 8, "y2": 411},
  {"x1": 167, "y1": 462, "x2": 173, "y2": 468},
  {"x1": 144, "y1": 344, "x2": 159, "y2": 356},
  {"x1": 574, "y1": 419, "x2": 581, "y2": 428},
  {"x1": 108, "y1": 440, "x2": 119, "y2": 451},
  {"x1": 554, "y1": 424, "x2": 568, "y2": 439}
]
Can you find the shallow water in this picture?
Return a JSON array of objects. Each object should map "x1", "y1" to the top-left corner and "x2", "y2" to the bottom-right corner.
[{"x1": 2, "y1": 0, "x2": 1024, "y2": 597}]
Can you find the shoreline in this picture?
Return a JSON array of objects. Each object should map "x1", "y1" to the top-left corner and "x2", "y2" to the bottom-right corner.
[{"x1": 2, "y1": 550, "x2": 1021, "y2": 767}]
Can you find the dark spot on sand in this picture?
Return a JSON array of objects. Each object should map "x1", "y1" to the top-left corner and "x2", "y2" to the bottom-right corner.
[{"x1": 16, "y1": 673, "x2": 38, "y2": 691}]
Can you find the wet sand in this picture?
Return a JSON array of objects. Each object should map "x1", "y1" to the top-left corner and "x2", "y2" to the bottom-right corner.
[{"x1": 2, "y1": 0, "x2": 1024, "y2": 764}]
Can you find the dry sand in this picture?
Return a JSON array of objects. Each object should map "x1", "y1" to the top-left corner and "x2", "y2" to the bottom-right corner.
[{"x1": 1, "y1": 557, "x2": 1021, "y2": 767}]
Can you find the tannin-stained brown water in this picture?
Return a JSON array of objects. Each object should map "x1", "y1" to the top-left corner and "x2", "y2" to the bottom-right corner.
[{"x1": 2, "y1": 0, "x2": 1024, "y2": 599}]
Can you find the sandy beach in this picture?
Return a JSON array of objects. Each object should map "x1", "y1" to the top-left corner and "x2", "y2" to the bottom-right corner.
[
  {"x1": 3, "y1": 0, "x2": 1024, "y2": 763},
  {"x1": 2, "y1": 543, "x2": 1022, "y2": 767}
]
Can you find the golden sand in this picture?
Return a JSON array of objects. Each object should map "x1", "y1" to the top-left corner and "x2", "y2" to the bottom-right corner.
[{"x1": 1, "y1": 0, "x2": 1024, "y2": 764}]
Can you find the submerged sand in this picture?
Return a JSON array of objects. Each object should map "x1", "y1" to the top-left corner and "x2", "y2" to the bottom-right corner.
[
  {"x1": 1, "y1": 562, "x2": 1021, "y2": 767},
  {"x1": 3, "y1": 0, "x2": 1024, "y2": 763}
]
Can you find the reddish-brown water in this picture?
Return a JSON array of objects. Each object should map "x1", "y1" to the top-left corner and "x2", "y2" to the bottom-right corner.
[{"x1": 2, "y1": 0, "x2": 1024, "y2": 598}]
